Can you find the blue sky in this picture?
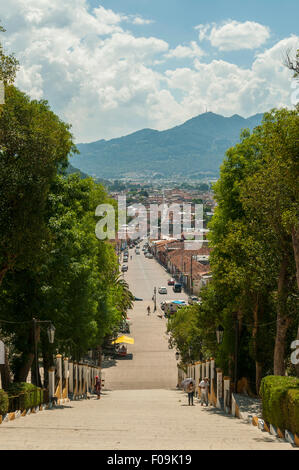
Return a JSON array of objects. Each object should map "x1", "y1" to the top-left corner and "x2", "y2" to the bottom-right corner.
[
  {"x1": 96, "y1": 0, "x2": 298, "y2": 48},
  {"x1": 1, "y1": 0, "x2": 298, "y2": 142}
]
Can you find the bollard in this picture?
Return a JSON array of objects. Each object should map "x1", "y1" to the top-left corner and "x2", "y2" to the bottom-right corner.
[
  {"x1": 68, "y1": 361, "x2": 74, "y2": 396},
  {"x1": 55, "y1": 354, "x2": 63, "y2": 401},
  {"x1": 63, "y1": 357, "x2": 69, "y2": 400},
  {"x1": 216, "y1": 369, "x2": 223, "y2": 409},
  {"x1": 48, "y1": 367, "x2": 55, "y2": 402},
  {"x1": 223, "y1": 377, "x2": 231, "y2": 414}
]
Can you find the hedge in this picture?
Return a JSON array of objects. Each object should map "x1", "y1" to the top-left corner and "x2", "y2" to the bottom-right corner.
[
  {"x1": 0, "y1": 389, "x2": 9, "y2": 415},
  {"x1": 6, "y1": 383, "x2": 44, "y2": 411},
  {"x1": 260, "y1": 375, "x2": 299, "y2": 435}
]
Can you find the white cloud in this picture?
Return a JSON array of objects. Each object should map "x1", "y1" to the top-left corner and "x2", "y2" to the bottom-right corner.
[
  {"x1": 166, "y1": 36, "x2": 298, "y2": 118},
  {"x1": 131, "y1": 16, "x2": 154, "y2": 26},
  {"x1": 1, "y1": 1, "x2": 298, "y2": 143},
  {"x1": 196, "y1": 20, "x2": 271, "y2": 51},
  {"x1": 166, "y1": 41, "x2": 205, "y2": 60}
]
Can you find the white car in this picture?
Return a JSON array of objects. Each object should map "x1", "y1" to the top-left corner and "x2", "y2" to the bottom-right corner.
[
  {"x1": 146, "y1": 253, "x2": 153, "y2": 259},
  {"x1": 158, "y1": 287, "x2": 167, "y2": 294}
]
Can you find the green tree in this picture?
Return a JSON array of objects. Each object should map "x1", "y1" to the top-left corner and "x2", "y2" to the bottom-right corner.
[{"x1": 0, "y1": 86, "x2": 76, "y2": 285}]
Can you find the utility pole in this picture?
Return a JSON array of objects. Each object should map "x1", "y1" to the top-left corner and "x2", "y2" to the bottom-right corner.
[
  {"x1": 33, "y1": 318, "x2": 41, "y2": 388},
  {"x1": 190, "y1": 255, "x2": 193, "y2": 295},
  {"x1": 234, "y1": 313, "x2": 239, "y2": 393}
]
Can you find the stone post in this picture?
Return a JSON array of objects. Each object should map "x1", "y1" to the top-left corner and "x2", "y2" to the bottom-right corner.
[
  {"x1": 205, "y1": 360, "x2": 210, "y2": 380},
  {"x1": 68, "y1": 361, "x2": 73, "y2": 396},
  {"x1": 74, "y1": 363, "x2": 78, "y2": 398},
  {"x1": 55, "y1": 354, "x2": 62, "y2": 400},
  {"x1": 48, "y1": 367, "x2": 55, "y2": 401},
  {"x1": 63, "y1": 357, "x2": 69, "y2": 400},
  {"x1": 194, "y1": 363, "x2": 199, "y2": 396},
  {"x1": 223, "y1": 377, "x2": 231, "y2": 414},
  {"x1": 84, "y1": 365, "x2": 87, "y2": 395},
  {"x1": 216, "y1": 369, "x2": 223, "y2": 409},
  {"x1": 210, "y1": 359, "x2": 216, "y2": 406},
  {"x1": 79, "y1": 364, "x2": 83, "y2": 396}
]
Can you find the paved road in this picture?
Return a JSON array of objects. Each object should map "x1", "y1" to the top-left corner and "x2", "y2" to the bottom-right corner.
[
  {"x1": 102, "y1": 245, "x2": 186, "y2": 390},
  {"x1": 0, "y1": 243, "x2": 295, "y2": 450}
]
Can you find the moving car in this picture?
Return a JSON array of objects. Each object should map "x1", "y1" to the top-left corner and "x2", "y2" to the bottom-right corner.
[
  {"x1": 121, "y1": 264, "x2": 128, "y2": 272},
  {"x1": 188, "y1": 295, "x2": 200, "y2": 305},
  {"x1": 146, "y1": 253, "x2": 153, "y2": 259},
  {"x1": 158, "y1": 287, "x2": 167, "y2": 294},
  {"x1": 168, "y1": 278, "x2": 175, "y2": 286}
]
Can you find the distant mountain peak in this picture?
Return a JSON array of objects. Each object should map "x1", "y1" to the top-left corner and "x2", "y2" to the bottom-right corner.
[{"x1": 73, "y1": 111, "x2": 265, "y2": 179}]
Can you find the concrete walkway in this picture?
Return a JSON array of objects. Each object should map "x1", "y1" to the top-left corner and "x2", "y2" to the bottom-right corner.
[{"x1": 0, "y1": 390, "x2": 295, "y2": 450}]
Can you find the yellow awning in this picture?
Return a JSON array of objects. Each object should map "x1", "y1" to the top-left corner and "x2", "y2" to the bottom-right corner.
[{"x1": 111, "y1": 335, "x2": 135, "y2": 345}]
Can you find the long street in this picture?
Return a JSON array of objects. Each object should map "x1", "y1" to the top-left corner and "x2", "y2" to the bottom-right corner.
[{"x1": 0, "y1": 244, "x2": 294, "y2": 450}]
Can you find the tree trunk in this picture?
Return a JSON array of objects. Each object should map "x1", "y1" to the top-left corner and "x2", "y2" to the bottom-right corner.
[
  {"x1": 0, "y1": 347, "x2": 12, "y2": 389},
  {"x1": 41, "y1": 336, "x2": 54, "y2": 389},
  {"x1": 252, "y1": 294, "x2": 263, "y2": 394},
  {"x1": 295, "y1": 325, "x2": 299, "y2": 378},
  {"x1": 14, "y1": 323, "x2": 40, "y2": 383},
  {"x1": 292, "y1": 225, "x2": 299, "y2": 290},
  {"x1": 274, "y1": 257, "x2": 292, "y2": 376},
  {"x1": 15, "y1": 352, "x2": 35, "y2": 382},
  {"x1": 0, "y1": 265, "x2": 9, "y2": 286}
]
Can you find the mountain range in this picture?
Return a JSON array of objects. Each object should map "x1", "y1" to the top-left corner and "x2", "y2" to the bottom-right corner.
[{"x1": 71, "y1": 112, "x2": 264, "y2": 179}]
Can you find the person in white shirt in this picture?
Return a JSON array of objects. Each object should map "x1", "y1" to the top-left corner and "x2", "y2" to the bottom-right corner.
[{"x1": 199, "y1": 377, "x2": 209, "y2": 406}]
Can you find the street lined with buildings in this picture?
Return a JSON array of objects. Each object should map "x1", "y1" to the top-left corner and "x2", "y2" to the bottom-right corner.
[{"x1": 0, "y1": 245, "x2": 294, "y2": 450}]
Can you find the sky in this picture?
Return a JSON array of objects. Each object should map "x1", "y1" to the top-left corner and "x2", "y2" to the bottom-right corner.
[{"x1": 1, "y1": 0, "x2": 298, "y2": 142}]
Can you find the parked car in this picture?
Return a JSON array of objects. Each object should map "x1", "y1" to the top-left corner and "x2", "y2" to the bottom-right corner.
[
  {"x1": 158, "y1": 287, "x2": 167, "y2": 294},
  {"x1": 121, "y1": 265, "x2": 128, "y2": 272},
  {"x1": 146, "y1": 253, "x2": 153, "y2": 259},
  {"x1": 173, "y1": 283, "x2": 182, "y2": 293},
  {"x1": 163, "y1": 300, "x2": 186, "y2": 316},
  {"x1": 188, "y1": 295, "x2": 200, "y2": 305},
  {"x1": 168, "y1": 278, "x2": 175, "y2": 285}
]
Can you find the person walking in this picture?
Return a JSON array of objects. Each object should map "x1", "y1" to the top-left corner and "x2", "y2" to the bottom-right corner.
[
  {"x1": 95, "y1": 375, "x2": 101, "y2": 400},
  {"x1": 147, "y1": 305, "x2": 151, "y2": 315},
  {"x1": 186, "y1": 381, "x2": 195, "y2": 406},
  {"x1": 199, "y1": 377, "x2": 209, "y2": 406}
]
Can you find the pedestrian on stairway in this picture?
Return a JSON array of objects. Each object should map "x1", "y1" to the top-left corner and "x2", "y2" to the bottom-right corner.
[
  {"x1": 95, "y1": 375, "x2": 101, "y2": 399},
  {"x1": 186, "y1": 381, "x2": 195, "y2": 406},
  {"x1": 199, "y1": 377, "x2": 209, "y2": 406}
]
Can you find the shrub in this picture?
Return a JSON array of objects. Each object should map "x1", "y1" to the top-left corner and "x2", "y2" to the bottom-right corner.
[
  {"x1": 260, "y1": 375, "x2": 299, "y2": 435},
  {"x1": 6, "y1": 383, "x2": 44, "y2": 411},
  {"x1": 0, "y1": 389, "x2": 9, "y2": 415}
]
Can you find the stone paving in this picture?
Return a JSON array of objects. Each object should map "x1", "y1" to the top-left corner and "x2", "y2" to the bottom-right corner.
[{"x1": 0, "y1": 390, "x2": 295, "y2": 450}]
